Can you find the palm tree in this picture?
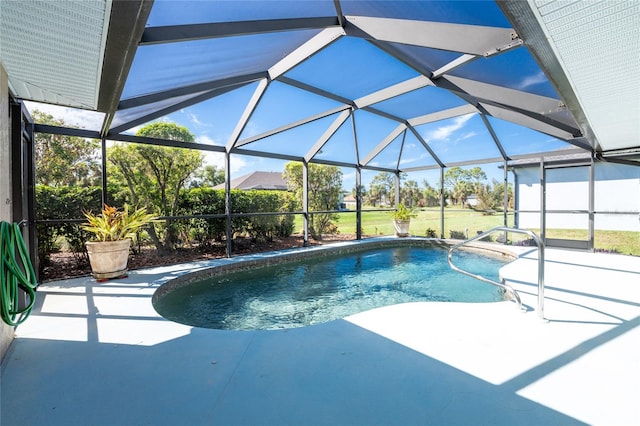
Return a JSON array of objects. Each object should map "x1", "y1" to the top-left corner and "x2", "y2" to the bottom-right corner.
[{"x1": 401, "y1": 180, "x2": 420, "y2": 208}]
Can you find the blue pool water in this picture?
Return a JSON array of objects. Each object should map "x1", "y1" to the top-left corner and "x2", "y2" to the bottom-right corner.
[{"x1": 153, "y1": 246, "x2": 508, "y2": 330}]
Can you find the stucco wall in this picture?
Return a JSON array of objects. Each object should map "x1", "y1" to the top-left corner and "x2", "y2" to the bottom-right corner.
[
  {"x1": 515, "y1": 163, "x2": 640, "y2": 231},
  {"x1": 0, "y1": 63, "x2": 15, "y2": 361}
]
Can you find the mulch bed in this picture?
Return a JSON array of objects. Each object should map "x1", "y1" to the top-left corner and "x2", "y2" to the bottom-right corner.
[{"x1": 40, "y1": 234, "x2": 359, "y2": 282}]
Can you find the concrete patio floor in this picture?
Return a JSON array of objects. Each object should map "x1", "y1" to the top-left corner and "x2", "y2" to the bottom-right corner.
[{"x1": 1, "y1": 241, "x2": 639, "y2": 425}]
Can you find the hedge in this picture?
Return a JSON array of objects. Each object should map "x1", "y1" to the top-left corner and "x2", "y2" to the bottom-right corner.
[{"x1": 36, "y1": 186, "x2": 298, "y2": 269}]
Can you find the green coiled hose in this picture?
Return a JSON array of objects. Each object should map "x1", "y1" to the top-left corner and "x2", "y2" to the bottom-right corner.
[{"x1": 1, "y1": 221, "x2": 37, "y2": 326}]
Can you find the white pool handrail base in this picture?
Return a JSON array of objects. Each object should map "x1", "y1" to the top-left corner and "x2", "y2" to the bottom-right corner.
[{"x1": 447, "y1": 226, "x2": 545, "y2": 320}]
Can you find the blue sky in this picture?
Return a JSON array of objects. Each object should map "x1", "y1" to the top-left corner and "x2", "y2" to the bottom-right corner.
[{"x1": 25, "y1": 1, "x2": 572, "y2": 193}]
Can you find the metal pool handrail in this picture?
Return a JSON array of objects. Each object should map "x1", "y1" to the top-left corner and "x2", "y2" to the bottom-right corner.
[{"x1": 447, "y1": 226, "x2": 545, "y2": 320}]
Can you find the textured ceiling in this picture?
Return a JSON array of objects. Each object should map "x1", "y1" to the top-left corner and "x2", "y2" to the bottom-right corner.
[
  {"x1": 0, "y1": 0, "x2": 111, "y2": 109},
  {"x1": 528, "y1": 0, "x2": 640, "y2": 153}
]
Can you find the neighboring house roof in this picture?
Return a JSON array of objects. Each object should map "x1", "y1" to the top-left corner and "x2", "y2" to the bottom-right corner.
[
  {"x1": 343, "y1": 195, "x2": 356, "y2": 203},
  {"x1": 213, "y1": 171, "x2": 288, "y2": 191}
]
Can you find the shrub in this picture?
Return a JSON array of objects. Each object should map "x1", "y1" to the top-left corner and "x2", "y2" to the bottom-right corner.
[
  {"x1": 595, "y1": 247, "x2": 621, "y2": 254},
  {"x1": 449, "y1": 230, "x2": 467, "y2": 239},
  {"x1": 177, "y1": 188, "x2": 297, "y2": 245},
  {"x1": 179, "y1": 188, "x2": 226, "y2": 246},
  {"x1": 36, "y1": 185, "x2": 105, "y2": 270},
  {"x1": 514, "y1": 238, "x2": 536, "y2": 247},
  {"x1": 36, "y1": 185, "x2": 298, "y2": 268}
]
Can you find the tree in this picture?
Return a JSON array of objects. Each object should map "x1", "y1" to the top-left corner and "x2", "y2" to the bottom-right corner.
[
  {"x1": 33, "y1": 110, "x2": 101, "y2": 186},
  {"x1": 189, "y1": 165, "x2": 225, "y2": 188},
  {"x1": 369, "y1": 172, "x2": 394, "y2": 207},
  {"x1": 352, "y1": 185, "x2": 367, "y2": 207},
  {"x1": 283, "y1": 162, "x2": 343, "y2": 239},
  {"x1": 107, "y1": 122, "x2": 203, "y2": 253},
  {"x1": 443, "y1": 166, "x2": 487, "y2": 207},
  {"x1": 401, "y1": 179, "x2": 420, "y2": 208},
  {"x1": 422, "y1": 179, "x2": 440, "y2": 207},
  {"x1": 476, "y1": 179, "x2": 514, "y2": 212}
]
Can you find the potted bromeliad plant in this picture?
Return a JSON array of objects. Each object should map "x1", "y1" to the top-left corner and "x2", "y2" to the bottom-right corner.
[
  {"x1": 390, "y1": 203, "x2": 417, "y2": 237},
  {"x1": 82, "y1": 204, "x2": 157, "y2": 280}
]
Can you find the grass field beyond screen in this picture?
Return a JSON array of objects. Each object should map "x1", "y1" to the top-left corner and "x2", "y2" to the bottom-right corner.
[{"x1": 295, "y1": 208, "x2": 639, "y2": 256}]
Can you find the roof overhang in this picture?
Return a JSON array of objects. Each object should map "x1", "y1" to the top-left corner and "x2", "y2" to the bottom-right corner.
[
  {"x1": 499, "y1": 0, "x2": 640, "y2": 154},
  {"x1": 0, "y1": 0, "x2": 150, "y2": 114}
]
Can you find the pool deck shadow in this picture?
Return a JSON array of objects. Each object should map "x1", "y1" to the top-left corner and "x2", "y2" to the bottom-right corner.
[{"x1": 2, "y1": 240, "x2": 639, "y2": 425}]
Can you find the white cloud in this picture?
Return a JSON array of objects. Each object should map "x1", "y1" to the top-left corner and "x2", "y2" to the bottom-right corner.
[
  {"x1": 518, "y1": 71, "x2": 547, "y2": 90},
  {"x1": 197, "y1": 135, "x2": 235, "y2": 170},
  {"x1": 203, "y1": 152, "x2": 249, "y2": 174},
  {"x1": 426, "y1": 113, "x2": 474, "y2": 141},
  {"x1": 188, "y1": 112, "x2": 213, "y2": 128},
  {"x1": 126, "y1": 124, "x2": 144, "y2": 135},
  {"x1": 342, "y1": 171, "x2": 356, "y2": 191},
  {"x1": 240, "y1": 121, "x2": 263, "y2": 140},
  {"x1": 25, "y1": 101, "x2": 104, "y2": 130},
  {"x1": 202, "y1": 151, "x2": 225, "y2": 168},
  {"x1": 196, "y1": 135, "x2": 220, "y2": 146},
  {"x1": 342, "y1": 170, "x2": 356, "y2": 181},
  {"x1": 399, "y1": 152, "x2": 430, "y2": 165},
  {"x1": 122, "y1": 117, "x2": 177, "y2": 135},
  {"x1": 453, "y1": 131, "x2": 477, "y2": 143},
  {"x1": 189, "y1": 113, "x2": 202, "y2": 126}
]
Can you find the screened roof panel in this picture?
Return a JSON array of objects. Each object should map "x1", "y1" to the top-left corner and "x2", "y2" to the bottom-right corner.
[
  {"x1": 487, "y1": 116, "x2": 573, "y2": 157},
  {"x1": 366, "y1": 133, "x2": 404, "y2": 169},
  {"x1": 399, "y1": 131, "x2": 437, "y2": 169},
  {"x1": 147, "y1": 0, "x2": 336, "y2": 26},
  {"x1": 370, "y1": 85, "x2": 468, "y2": 121},
  {"x1": 122, "y1": 30, "x2": 320, "y2": 99},
  {"x1": 353, "y1": 110, "x2": 403, "y2": 167},
  {"x1": 240, "y1": 81, "x2": 345, "y2": 140},
  {"x1": 240, "y1": 113, "x2": 339, "y2": 157},
  {"x1": 417, "y1": 113, "x2": 502, "y2": 164},
  {"x1": 120, "y1": 83, "x2": 260, "y2": 147},
  {"x1": 382, "y1": 43, "x2": 464, "y2": 74},
  {"x1": 163, "y1": 85, "x2": 262, "y2": 146},
  {"x1": 312, "y1": 119, "x2": 358, "y2": 164},
  {"x1": 341, "y1": 0, "x2": 511, "y2": 27},
  {"x1": 111, "y1": 90, "x2": 214, "y2": 132},
  {"x1": 451, "y1": 48, "x2": 560, "y2": 99},
  {"x1": 6, "y1": 0, "x2": 636, "y2": 168},
  {"x1": 284, "y1": 36, "x2": 420, "y2": 101}
]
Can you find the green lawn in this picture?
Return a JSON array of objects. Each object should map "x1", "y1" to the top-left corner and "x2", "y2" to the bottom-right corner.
[
  {"x1": 296, "y1": 208, "x2": 639, "y2": 256},
  {"x1": 299, "y1": 208, "x2": 506, "y2": 238}
]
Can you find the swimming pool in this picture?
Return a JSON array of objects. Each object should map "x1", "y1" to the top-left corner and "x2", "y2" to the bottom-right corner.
[
  {"x1": 153, "y1": 241, "x2": 512, "y2": 330},
  {"x1": 153, "y1": 241, "x2": 507, "y2": 330}
]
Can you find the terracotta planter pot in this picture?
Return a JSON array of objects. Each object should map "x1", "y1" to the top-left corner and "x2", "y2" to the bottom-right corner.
[
  {"x1": 85, "y1": 239, "x2": 131, "y2": 280},
  {"x1": 393, "y1": 219, "x2": 411, "y2": 237}
]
